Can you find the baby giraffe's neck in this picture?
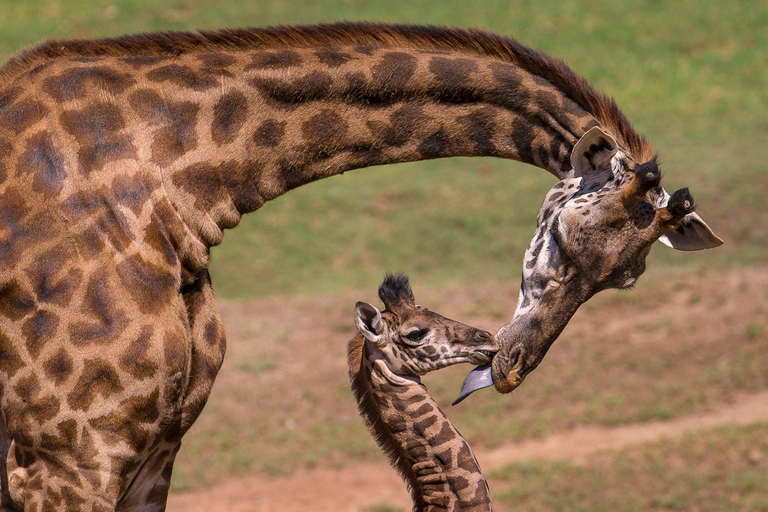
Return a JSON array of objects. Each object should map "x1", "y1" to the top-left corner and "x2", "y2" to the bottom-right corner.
[{"x1": 348, "y1": 336, "x2": 492, "y2": 511}]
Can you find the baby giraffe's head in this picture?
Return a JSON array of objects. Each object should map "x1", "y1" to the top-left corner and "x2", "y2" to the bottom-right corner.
[{"x1": 354, "y1": 274, "x2": 498, "y2": 376}]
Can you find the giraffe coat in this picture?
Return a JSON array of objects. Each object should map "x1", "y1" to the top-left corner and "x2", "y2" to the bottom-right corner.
[{"x1": 0, "y1": 23, "x2": 720, "y2": 510}]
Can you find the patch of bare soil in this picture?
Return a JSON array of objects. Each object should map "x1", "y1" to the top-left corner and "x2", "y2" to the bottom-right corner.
[
  {"x1": 167, "y1": 266, "x2": 768, "y2": 512},
  {"x1": 167, "y1": 391, "x2": 768, "y2": 512}
]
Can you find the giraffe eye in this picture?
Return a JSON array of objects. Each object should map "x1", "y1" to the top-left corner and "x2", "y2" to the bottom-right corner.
[{"x1": 404, "y1": 329, "x2": 428, "y2": 342}]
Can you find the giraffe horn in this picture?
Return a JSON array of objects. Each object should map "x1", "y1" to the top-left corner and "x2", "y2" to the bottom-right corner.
[
  {"x1": 620, "y1": 160, "x2": 661, "y2": 210},
  {"x1": 656, "y1": 187, "x2": 696, "y2": 227}
]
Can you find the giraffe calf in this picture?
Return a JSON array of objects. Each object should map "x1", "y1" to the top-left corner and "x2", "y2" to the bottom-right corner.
[{"x1": 348, "y1": 274, "x2": 497, "y2": 511}]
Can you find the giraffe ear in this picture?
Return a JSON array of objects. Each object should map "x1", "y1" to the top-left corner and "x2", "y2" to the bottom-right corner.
[
  {"x1": 658, "y1": 211, "x2": 724, "y2": 251},
  {"x1": 354, "y1": 301, "x2": 385, "y2": 344},
  {"x1": 571, "y1": 127, "x2": 618, "y2": 178}
]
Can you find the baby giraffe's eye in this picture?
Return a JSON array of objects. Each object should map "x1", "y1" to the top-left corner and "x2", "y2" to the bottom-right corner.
[{"x1": 404, "y1": 329, "x2": 428, "y2": 342}]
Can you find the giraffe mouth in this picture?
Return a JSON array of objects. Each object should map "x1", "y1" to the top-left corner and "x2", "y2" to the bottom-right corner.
[{"x1": 474, "y1": 349, "x2": 498, "y2": 363}]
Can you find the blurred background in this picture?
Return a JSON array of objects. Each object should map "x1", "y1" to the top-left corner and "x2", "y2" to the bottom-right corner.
[{"x1": 1, "y1": 1, "x2": 766, "y2": 510}]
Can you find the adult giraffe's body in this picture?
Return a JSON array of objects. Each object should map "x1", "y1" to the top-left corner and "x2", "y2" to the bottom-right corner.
[{"x1": 0, "y1": 23, "x2": 720, "y2": 510}]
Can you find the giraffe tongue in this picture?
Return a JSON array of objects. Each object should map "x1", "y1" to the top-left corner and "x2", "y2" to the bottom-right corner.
[{"x1": 452, "y1": 364, "x2": 494, "y2": 405}]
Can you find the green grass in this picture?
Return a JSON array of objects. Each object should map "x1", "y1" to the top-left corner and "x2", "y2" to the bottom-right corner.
[
  {"x1": 0, "y1": 0, "x2": 765, "y2": 298},
  {"x1": 490, "y1": 422, "x2": 768, "y2": 512}
]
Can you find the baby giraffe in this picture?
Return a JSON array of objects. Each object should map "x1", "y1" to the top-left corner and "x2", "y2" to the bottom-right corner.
[{"x1": 348, "y1": 274, "x2": 498, "y2": 511}]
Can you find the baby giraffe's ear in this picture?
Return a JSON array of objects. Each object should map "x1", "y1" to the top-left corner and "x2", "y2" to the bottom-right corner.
[{"x1": 354, "y1": 301, "x2": 385, "y2": 344}]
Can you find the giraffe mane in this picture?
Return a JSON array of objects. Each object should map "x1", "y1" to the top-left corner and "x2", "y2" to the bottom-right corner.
[
  {"x1": 1, "y1": 22, "x2": 653, "y2": 162},
  {"x1": 347, "y1": 334, "x2": 425, "y2": 509}
]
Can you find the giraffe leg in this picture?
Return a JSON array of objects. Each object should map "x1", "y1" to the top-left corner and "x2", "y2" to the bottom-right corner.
[
  {"x1": 5, "y1": 443, "x2": 182, "y2": 512},
  {"x1": 13, "y1": 483, "x2": 116, "y2": 512},
  {"x1": 114, "y1": 270, "x2": 223, "y2": 511},
  {"x1": 4, "y1": 421, "x2": 181, "y2": 511},
  {"x1": 116, "y1": 442, "x2": 180, "y2": 512},
  {"x1": 5, "y1": 452, "x2": 117, "y2": 512},
  {"x1": 179, "y1": 269, "x2": 226, "y2": 435},
  {"x1": 0, "y1": 418, "x2": 19, "y2": 511}
]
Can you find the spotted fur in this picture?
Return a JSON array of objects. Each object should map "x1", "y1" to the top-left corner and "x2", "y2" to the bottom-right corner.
[
  {"x1": 0, "y1": 22, "x2": 719, "y2": 510},
  {"x1": 349, "y1": 275, "x2": 497, "y2": 511}
]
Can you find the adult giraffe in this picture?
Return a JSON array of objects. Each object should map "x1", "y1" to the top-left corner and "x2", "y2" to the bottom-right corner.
[{"x1": 0, "y1": 22, "x2": 721, "y2": 510}]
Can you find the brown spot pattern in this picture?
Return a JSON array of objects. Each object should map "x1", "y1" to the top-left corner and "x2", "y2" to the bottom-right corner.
[
  {"x1": 109, "y1": 175, "x2": 151, "y2": 216},
  {"x1": 301, "y1": 109, "x2": 348, "y2": 144},
  {"x1": 119, "y1": 327, "x2": 159, "y2": 379},
  {"x1": 203, "y1": 319, "x2": 222, "y2": 347},
  {"x1": 212, "y1": 90, "x2": 248, "y2": 146},
  {"x1": 43, "y1": 347, "x2": 74, "y2": 385},
  {"x1": 13, "y1": 374, "x2": 60, "y2": 424},
  {"x1": 25, "y1": 247, "x2": 81, "y2": 307},
  {"x1": 42, "y1": 66, "x2": 136, "y2": 101},
  {"x1": 195, "y1": 53, "x2": 237, "y2": 72},
  {"x1": 69, "y1": 271, "x2": 128, "y2": 344},
  {"x1": 172, "y1": 163, "x2": 230, "y2": 212},
  {"x1": 163, "y1": 329, "x2": 187, "y2": 374},
  {"x1": 75, "y1": 428, "x2": 102, "y2": 489},
  {"x1": 0, "y1": 96, "x2": 47, "y2": 134},
  {"x1": 314, "y1": 47, "x2": 353, "y2": 67},
  {"x1": 146, "y1": 64, "x2": 218, "y2": 91},
  {"x1": 17, "y1": 131, "x2": 66, "y2": 197},
  {"x1": 67, "y1": 358, "x2": 125, "y2": 411},
  {"x1": 417, "y1": 129, "x2": 450, "y2": 158},
  {"x1": 116, "y1": 255, "x2": 175, "y2": 314},
  {"x1": 143, "y1": 219, "x2": 178, "y2": 267},
  {"x1": 0, "y1": 137, "x2": 11, "y2": 182},
  {"x1": 250, "y1": 70, "x2": 333, "y2": 109},
  {"x1": 0, "y1": 280, "x2": 34, "y2": 320},
  {"x1": 458, "y1": 107, "x2": 498, "y2": 155},
  {"x1": 59, "y1": 102, "x2": 136, "y2": 175},
  {"x1": 213, "y1": 160, "x2": 265, "y2": 214},
  {"x1": 366, "y1": 103, "x2": 423, "y2": 147},
  {"x1": 427, "y1": 57, "x2": 482, "y2": 103},
  {"x1": 40, "y1": 419, "x2": 78, "y2": 452},
  {"x1": 129, "y1": 89, "x2": 199, "y2": 166},
  {"x1": 247, "y1": 50, "x2": 303, "y2": 70},
  {"x1": 370, "y1": 52, "x2": 418, "y2": 99},
  {"x1": 89, "y1": 410, "x2": 150, "y2": 452},
  {"x1": 0, "y1": 187, "x2": 33, "y2": 268},
  {"x1": 253, "y1": 119, "x2": 286, "y2": 148},
  {"x1": 429, "y1": 56, "x2": 478, "y2": 84},
  {"x1": 0, "y1": 332, "x2": 25, "y2": 378},
  {"x1": 119, "y1": 55, "x2": 171, "y2": 69},
  {"x1": 22, "y1": 310, "x2": 59, "y2": 359}
]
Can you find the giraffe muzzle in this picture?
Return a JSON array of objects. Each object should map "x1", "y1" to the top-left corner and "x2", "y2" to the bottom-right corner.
[
  {"x1": 452, "y1": 345, "x2": 526, "y2": 404},
  {"x1": 490, "y1": 345, "x2": 527, "y2": 394}
]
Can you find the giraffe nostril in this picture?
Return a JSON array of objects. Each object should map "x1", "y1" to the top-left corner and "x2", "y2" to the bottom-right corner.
[{"x1": 474, "y1": 330, "x2": 496, "y2": 345}]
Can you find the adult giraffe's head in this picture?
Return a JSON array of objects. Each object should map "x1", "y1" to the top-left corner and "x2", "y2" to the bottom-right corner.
[{"x1": 457, "y1": 126, "x2": 722, "y2": 400}]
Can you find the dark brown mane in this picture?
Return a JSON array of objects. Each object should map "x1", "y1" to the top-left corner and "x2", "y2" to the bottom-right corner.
[{"x1": 1, "y1": 21, "x2": 653, "y2": 161}]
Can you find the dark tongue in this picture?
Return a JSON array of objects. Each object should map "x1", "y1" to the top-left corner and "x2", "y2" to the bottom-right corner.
[{"x1": 452, "y1": 364, "x2": 494, "y2": 405}]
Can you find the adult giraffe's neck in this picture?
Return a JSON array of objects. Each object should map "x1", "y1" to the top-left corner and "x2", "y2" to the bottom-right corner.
[
  {"x1": 347, "y1": 336, "x2": 493, "y2": 511},
  {"x1": 148, "y1": 36, "x2": 603, "y2": 270}
]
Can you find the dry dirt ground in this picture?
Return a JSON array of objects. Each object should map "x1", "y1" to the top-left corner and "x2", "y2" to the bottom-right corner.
[
  {"x1": 166, "y1": 266, "x2": 768, "y2": 512},
  {"x1": 167, "y1": 392, "x2": 768, "y2": 512}
]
